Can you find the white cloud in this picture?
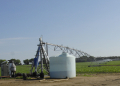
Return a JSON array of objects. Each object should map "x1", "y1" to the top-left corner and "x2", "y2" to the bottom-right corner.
[
  {"x1": 0, "y1": 37, "x2": 32, "y2": 46},
  {"x1": 0, "y1": 37, "x2": 30, "y2": 41}
]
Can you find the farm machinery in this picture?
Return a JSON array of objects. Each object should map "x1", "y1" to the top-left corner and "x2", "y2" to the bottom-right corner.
[
  {"x1": 23, "y1": 38, "x2": 49, "y2": 80},
  {"x1": 23, "y1": 37, "x2": 91, "y2": 80}
]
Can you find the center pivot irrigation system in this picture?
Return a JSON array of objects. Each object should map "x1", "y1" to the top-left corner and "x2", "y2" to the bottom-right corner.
[{"x1": 23, "y1": 38, "x2": 91, "y2": 79}]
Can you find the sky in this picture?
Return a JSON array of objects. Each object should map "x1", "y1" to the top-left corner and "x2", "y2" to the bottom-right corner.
[{"x1": 0, "y1": 0, "x2": 120, "y2": 63}]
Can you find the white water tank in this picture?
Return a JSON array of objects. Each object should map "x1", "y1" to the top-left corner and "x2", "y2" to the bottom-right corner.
[
  {"x1": 8, "y1": 63, "x2": 12, "y2": 76},
  {"x1": 50, "y1": 52, "x2": 76, "y2": 78},
  {"x1": 8, "y1": 61, "x2": 16, "y2": 77},
  {"x1": 11, "y1": 62, "x2": 16, "y2": 72}
]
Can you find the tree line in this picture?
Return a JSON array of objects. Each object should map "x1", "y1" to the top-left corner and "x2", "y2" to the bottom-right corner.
[
  {"x1": 23, "y1": 58, "x2": 47, "y2": 65},
  {"x1": 0, "y1": 58, "x2": 34, "y2": 66},
  {"x1": 0, "y1": 56, "x2": 120, "y2": 66},
  {"x1": 76, "y1": 56, "x2": 120, "y2": 62},
  {"x1": 0, "y1": 58, "x2": 45, "y2": 66},
  {"x1": 0, "y1": 59, "x2": 21, "y2": 67}
]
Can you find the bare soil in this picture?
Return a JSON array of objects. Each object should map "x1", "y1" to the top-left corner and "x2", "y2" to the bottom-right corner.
[{"x1": 0, "y1": 73, "x2": 120, "y2": 86}]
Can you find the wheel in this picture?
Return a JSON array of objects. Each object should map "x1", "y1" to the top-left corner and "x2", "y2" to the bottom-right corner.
[
  {"x1": 23, "y1": 73, "x2": 27, "y2": 80},
  {"x1": 40, "y1": 72, "x2": 44, "y2": 79},
  {"x1": 32, "y1": 72, "x2": 37, "y2": 77}
]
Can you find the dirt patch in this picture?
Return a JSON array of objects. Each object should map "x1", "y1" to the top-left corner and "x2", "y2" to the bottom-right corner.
[{"x1": 0, "y1": 73, "x2": 120, "y2": 86}]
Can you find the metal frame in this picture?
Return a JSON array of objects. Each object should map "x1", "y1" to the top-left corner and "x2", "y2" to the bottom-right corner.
[
  {"x1": 31, "y1": 37, "x2": 91, "y2": 77},
  {"x1": 38, "y1": 42, "x2": 91, "y2": 58}
]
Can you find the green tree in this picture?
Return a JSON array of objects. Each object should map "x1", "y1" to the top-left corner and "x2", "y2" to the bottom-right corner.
[
  {"x1": 15, "y1": 59, "x2": 21, "y2": 65},
  {"x1": 0, "y1": 59, "x2": 6, "y2": 67},
  {"x1": 29, "y1": 58, "x2": 34, "y2": 63},
  {"x1": 10, "y1": 59, "x2": 21, "y2": 65},
  {"x1": 23, "y1": 59, "x2": 29, "y2": 65}
]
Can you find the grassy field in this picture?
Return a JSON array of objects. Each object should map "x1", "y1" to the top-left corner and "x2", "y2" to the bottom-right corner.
[
  {"x1": 0, "y1": 60, "x2": 120, "y2": 76},
  {"x1": 76, "y1": 60, "x2": 120, "y2": 73}
]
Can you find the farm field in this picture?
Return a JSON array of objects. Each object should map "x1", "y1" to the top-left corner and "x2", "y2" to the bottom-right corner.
[
  {"x1": 76, "y1": 60, "x2": 120, "y2": 73},
  {"x1": 0, "y1": 60, "x2": 120, "y2": 76},
  {"x1": 0, "y1": 61, "x2": 120, "y2": 86}
]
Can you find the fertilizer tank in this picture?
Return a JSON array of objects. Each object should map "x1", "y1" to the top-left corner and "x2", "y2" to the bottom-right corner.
[{"x1": 50, "y1": 52, "x2": 76, "y2": 78}]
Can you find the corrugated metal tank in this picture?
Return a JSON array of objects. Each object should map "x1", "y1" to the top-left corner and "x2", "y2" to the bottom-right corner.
[
  {"x1": 1, "y1": 63, "x2": 9, "y2": 76},
  {"x1": 50, "y1": 52, "x2": 76, "y2": 78}
]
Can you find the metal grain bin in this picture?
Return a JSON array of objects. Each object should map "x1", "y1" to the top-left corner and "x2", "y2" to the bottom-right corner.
[{"x1": 1, "y1": 62, "x2": 9, "y2": 76}]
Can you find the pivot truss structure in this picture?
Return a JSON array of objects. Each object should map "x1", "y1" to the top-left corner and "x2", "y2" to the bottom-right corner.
[
  {"x1": 31, "y1": 38, "x2": 91, "y2": 78},
  {"x1": 45, "y1": 42, "x2": 91, "y2": 58}
]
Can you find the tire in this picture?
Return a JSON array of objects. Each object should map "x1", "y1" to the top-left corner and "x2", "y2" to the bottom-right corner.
[
  {"x1": 23, "y1": 73, "x2": 27, "y2": 80},
  {"x1": 32, "y1": 72, "x2": 37, "y2": 77},
  {"x1": 40, "y1": 72, "x2": 44, "y2": 79}
]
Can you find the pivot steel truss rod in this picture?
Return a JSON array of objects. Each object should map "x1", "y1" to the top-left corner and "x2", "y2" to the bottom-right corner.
[
  {"x1": 38, "y1": 42, "x2": 91, "y2": 58},
  {"x1": 35, "y1": 38, "x2": 91, "y2": 77}
]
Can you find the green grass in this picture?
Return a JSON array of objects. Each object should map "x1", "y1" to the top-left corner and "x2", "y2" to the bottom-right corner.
[
  {"x1": 76, "y1": 61, "x2": 120, "y2": 74},
  {"x1": 16, "y1": 65, "x2": 34, "y2": 74},
  {"x1": 103, "y1": 60, "x2": 120, "y2": 65},
  {"x1": 0, "y1": 64, "x2": 48, "y2": 76},
  {"x1": 0, "y1": 61, "x2": 120, "y2": 76}
]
